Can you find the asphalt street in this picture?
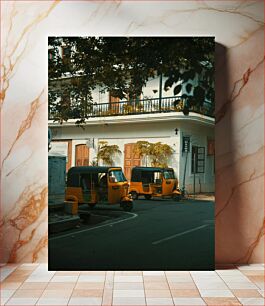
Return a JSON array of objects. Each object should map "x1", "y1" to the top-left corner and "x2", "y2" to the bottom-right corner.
[{"x1": 48, "y1": 198, "x2": 214, "y2": 271}]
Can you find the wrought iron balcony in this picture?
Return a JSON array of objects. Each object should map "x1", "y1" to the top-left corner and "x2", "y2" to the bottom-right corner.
[{"x1": 49, "y1": 96, "x2": 214, "y2": 121}]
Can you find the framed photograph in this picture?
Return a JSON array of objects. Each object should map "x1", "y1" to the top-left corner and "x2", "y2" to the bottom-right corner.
[{"x1": 48, "y1": 37, "x2": 215, "y2": 271}]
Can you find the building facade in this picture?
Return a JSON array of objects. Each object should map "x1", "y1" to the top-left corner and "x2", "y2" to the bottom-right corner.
[
  {"x1": 49, "y1": 109, "x2": 214, "y2": 193},
  {"x1": 49, "y1": 46, "x2": 214, "y2": 193}
]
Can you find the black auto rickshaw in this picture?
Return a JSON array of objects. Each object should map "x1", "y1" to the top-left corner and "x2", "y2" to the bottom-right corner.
[
  {"x1": 65, "y1": 166, "x2": 133, "y2": 211},
  {"x1": 129, "y1": 166, "x2": 181, "y2": 200}
]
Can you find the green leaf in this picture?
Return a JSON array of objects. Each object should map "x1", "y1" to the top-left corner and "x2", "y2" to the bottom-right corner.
[
  {"x1": 173, "y1": 84, "x2": 182, "y2": 96},
  {"x1": 164, "y1": 78, "x2": 174, "y2": 91}
]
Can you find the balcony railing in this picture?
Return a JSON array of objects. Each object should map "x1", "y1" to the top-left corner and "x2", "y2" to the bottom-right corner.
[{"x1": 49, "y1": 96, "x2": 214, "y2": 120}]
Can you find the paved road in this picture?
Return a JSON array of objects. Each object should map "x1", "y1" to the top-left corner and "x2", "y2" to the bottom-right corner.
[{"x1": 49, "y1": 198, "x2": 214, "y2": 271}]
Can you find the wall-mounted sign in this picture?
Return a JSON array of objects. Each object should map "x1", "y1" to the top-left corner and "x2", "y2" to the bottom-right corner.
[{"x1": 182, "y1": 136, "x2": 190, "y2": 153}]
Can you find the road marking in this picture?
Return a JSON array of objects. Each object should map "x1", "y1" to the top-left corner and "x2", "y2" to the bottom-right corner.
[
  {"x1": 152, "y1": 224, "x2": 209, "y2": 245},
  {"x1": 49, "y1": 212, "x2": 138, "y2": 241}
]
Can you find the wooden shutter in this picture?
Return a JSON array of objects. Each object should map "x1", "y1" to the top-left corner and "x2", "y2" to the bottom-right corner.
[
  {"x1": 66, "y1": 141, "x2": 72, "y2": 171},
  {"x1": 124, "y1": 143, "x2": 141, "y2": 180},
  {"x1": 75, "y1": 144, "x2": 89, "y2": 166},
  {"x1": 109, "y1": 92, "x2": 120, "y2": 114}
]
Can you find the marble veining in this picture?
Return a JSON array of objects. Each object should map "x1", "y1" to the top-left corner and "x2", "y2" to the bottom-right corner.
[
  {"x1": 215, "y1": 170, "x2": 262, "y2": 218},
  {"x1": 2, "y1": 90, "x2": 44, "y2": 168},
  {"x1": 170, "y1": 2, "x2": 263, "y2": 25},
  {"x1": 1, "y1": 184, "x2": 47, "y2": 262},
  {"x1": 0, "y1": 0, "x2": 264, "y2": 264},
  {"x1": 1, "y1": 2, "x2": 59, "y2": 108},
  {"x1": 215, "y1": 21, "x2": 264, "y2": 264},
  {"x1": 216, "y1": 56, "x2": 264, "y2": 124},
  {"x1": 235, "y1": 219, "x2": 265, "y2": 263}
]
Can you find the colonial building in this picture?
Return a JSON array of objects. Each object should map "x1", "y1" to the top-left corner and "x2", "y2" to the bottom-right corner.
[{"x1": 49, "y1": 77, "x2": 215, "y2": 193}]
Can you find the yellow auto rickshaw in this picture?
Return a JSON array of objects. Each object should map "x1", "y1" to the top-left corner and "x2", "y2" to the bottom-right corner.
[
  {"x1": 129, "y1": 167, "x2": 181, "y2": 201},
  {"x1": 65, "y1": 166, "x2": 133, "y2": 211}
]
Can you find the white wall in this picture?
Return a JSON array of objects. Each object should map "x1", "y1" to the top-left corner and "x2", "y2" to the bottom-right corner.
[
  {"x1": 178, "y1": 121, "x2": 215, "y2": 193},
  {"x1": 49, "y1": 141, "x2": 68, "y2": 158},
  {"x1": 55, "y1": 121, "x2": 180, "y2": 177},
  {"x1": 91, "y1": 86, "x2": 109, "y2": 104},
  {"x1": 142, "y1": 76, "x2": 179, "y2": 99},
  {"x1": 50, "y1": 118, "x2": 214, "y2": 192},
  {"x1": 91, "y1": 76, "x2": 183, "y2": 104}
]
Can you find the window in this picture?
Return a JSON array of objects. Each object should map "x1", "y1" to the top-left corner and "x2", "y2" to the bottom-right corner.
[
  {"x1": 191, "y1": 146, "x2": 205, "y2": 173},
  {"x1": 163, "y1": 170, "x2": 175, "y2": 179},
  {"x1": 109, "y1": 170, "x2": 127, "y2": 183},
  {"x1": 109, "y1": 92, "x2": 120, "y2": 114},
  {"x1": 153, "y1": 172, "x2": 162, "y2": 184}
]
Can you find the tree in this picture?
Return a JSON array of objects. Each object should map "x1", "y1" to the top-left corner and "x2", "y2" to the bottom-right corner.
[
  {"x1": 97, "y1": 141, "x2": 121, "y2": 166},
  {"x1": 133, "y1": 141, "x2": 174, "y2": 167},
  {"x1": 48, "y1": 37, "x2": 214, "y2": 123},
  {"x1": 132, "y1": 141, "x2": 150, "y2": 166}
]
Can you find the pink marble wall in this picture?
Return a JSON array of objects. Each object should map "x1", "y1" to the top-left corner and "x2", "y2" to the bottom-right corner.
[
  {"x1": 215, "y1": 27, "x2": 264, "y2": 263},
  {"x1": 0, "y1": 1, "x2": 264, "y2": 264}
]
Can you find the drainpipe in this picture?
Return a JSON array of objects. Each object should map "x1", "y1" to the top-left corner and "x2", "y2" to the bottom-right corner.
[
  {"x1": 182, "y1": 151, "x2": 188, "y2": 195},
  {"x1": 159, "y1": 74, "x2": 163, "y2": 111},
  {"x1": 193, "y1": 151, "x2": 196, "y2": 199}
]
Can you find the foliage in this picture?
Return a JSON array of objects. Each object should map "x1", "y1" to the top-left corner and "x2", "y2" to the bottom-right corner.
[
  {"x1": 48, "y1": 37, "x2": 214, "y2": 123},
  {"x1": 133, "y1": 141, "x2": 174, "y2": 167},
  {"x1": 123, "y1": 102, "x2": 144, "y2": 114},
  {"x1": 133, "y1": 141, "x2": 150, "y2": 164},
  {"x1": 97, "y1": 141, "x2": 121, "y2": 166},
  {"x1": 90, "y1": 159, "x2": 98, "y2": 166}
]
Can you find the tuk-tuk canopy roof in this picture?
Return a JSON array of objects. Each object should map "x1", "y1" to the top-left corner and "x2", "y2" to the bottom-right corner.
[
  {"x1": 131, "y1": 167, "x2": 175, "y2": 182},
  {"x1": 67, "y1": 166, "x2": 123, "y2": 188},
  {"x1": 68, "y1": 166, "x2": 121, "y2": 176},
  {"x1": 131, "y1": 167, "x2": 174, "y2": 173}
]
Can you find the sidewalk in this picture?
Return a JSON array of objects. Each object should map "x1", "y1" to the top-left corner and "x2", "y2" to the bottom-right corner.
[{"x1": 188, "y1": 193, "x2": 215, "y2": 201}]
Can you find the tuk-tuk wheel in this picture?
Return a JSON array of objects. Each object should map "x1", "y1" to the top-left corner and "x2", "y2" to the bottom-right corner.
[
  {"x1": 144, "y1": 194, "x2": 152, "y2": 200},
  {"x1": 122, "y1": 202, "x2": 133, "y2": 212},
  {"x1": 130, "y1": 191, "x2": 138, "y2": 200},
  {"x1": 172, "y1": 194, "x2": 181, "y2": 201}
]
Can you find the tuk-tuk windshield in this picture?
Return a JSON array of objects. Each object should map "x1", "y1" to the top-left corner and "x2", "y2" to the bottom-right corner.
[
  {"x1": 109, "y1": 170, "x2": 127, "y2": 182},
  {"x1": 163, "y1": 170, "x2": 175, "y2": 179}
]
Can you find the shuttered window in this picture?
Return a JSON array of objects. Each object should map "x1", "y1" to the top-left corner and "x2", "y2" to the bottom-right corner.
[{"x1": 191, "y1": 146, "x2": 205, "y2": 174}]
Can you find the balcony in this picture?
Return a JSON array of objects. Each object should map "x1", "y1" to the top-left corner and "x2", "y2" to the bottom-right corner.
[{"x1": 48, "y1": 96, "x2": 214, "y2": 121}]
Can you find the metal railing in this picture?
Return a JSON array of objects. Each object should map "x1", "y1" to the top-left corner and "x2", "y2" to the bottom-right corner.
[{"x1": 49, "y1": 96, "x2": 214, "y2": 120}]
